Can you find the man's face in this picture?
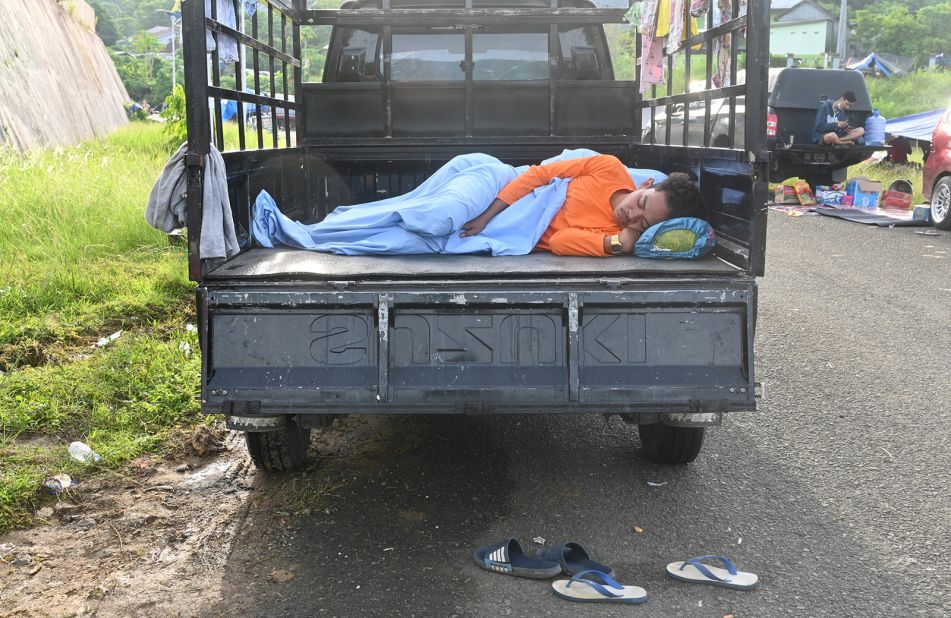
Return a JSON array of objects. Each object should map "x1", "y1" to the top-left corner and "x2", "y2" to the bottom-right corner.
[
  {"x1": 837, "y1": 98, "x2": 854, "y2": 111},
  {"x1": 613, "y1": 188, "x2": 672, "y2": 235}
]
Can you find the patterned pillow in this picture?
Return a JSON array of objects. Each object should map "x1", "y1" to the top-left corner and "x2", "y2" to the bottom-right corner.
[{"x1": 634, "y1": 217, "x2": 716, "y2": 259}]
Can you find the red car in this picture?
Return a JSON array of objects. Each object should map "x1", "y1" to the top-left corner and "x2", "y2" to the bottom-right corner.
[{"x1": 924, "y1": 105, "x2": 951, "y2": 229}]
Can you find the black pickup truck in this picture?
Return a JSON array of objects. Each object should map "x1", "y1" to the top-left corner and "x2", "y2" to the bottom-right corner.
[
  {"x1": 180, "y1": 0, "x2": 769, "y2": 471},
  {"x1": 766, "y1": 67, "x2": 883, "y2": 186}
]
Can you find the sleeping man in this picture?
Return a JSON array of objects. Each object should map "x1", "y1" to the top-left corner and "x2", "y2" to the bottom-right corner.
[
  {"x1": 461, "y1": 154, "x2": 703, "y2": 256},
  {"x1": 251, "y1": 151, "x2": 704, "y2": 256}
]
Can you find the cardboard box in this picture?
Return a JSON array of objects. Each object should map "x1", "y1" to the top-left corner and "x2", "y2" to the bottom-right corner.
[
  {"x1": 881, "y1": 190, "x2": 913, "y2": 210},
  {"x1": 845, "y1": 177, "x2": 884, "y2": 209},
  {"x1": 815, "y1": 189, "x2": 847, "y2": 206}
]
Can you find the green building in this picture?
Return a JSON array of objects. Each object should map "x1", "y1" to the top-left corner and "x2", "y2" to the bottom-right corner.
[{"x1": 770, "y1": 0, "x2": 835, "y2": 58}]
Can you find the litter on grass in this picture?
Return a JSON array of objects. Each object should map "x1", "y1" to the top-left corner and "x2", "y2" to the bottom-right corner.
[
  {"x1": 68, "y1": 441, "x2": 101, "y2": 463},
  {"x1": 646, "y1": 481, "x2": 668, "y2": 487},
  {"x1": 44, "y1": 474, "x2": 77, "y2": 493},
  {"x1": 95, "y1": 331, "x2": 122, "y2": 347}
]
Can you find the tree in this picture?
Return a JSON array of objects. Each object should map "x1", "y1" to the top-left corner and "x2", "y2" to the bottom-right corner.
[
  {"x1": 89, "y1": 1, "x2": 121, "y2": 46},
  {"x1": 853, "y1": 1, "x2": 951, "y2": 65},
  {"x1": 111, "y1": 33, "x2": 173, "y2": 106}
]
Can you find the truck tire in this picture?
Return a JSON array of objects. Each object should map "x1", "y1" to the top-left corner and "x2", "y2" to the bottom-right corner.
[
  {"x1": 931, "y1": 177, "x2": 951, "y2": 230},
  {"x1": 638, "y1": 423, "x2": 704, "y2": 465},
  {"x1": 245, "y1": 420, "x2": 311, "y2": 472}
]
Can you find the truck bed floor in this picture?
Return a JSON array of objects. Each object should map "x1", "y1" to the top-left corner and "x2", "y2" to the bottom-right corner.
[{"x1": 206, "y1": 248, "x2": 741, "y2": 280}]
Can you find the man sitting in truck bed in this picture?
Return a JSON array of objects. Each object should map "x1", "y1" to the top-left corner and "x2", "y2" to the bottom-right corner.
[
  {"x1": 461, "y1": 154, "x2": 702, "y2": 256},
  {"x1": 813, "y1": 90, "x2": 866, "y2": 146}
]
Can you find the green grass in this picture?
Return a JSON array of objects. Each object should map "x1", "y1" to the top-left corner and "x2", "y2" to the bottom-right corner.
[
  {"x1": 0, "y1": 122, "x2": 203, "y2": 533},
  {"x1": 848, "y1": 146, "x2": 926, "y2": 205},
  {"x1": 866, "y1": 70, "x2": 951, "y2": 119},
  {"x1": 0, "y1": 123, "x2": 194, "y2": 369}
]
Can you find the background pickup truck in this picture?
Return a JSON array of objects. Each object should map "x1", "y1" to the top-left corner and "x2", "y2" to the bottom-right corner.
[
  {"x1": 766, "y1": 67, "x2": 884, "y2": 186},
  {"x1": 645, "y1": 67, "x2": 884, "y2": 186},
  {"x1": 180, "y1": 0, "x2": 770, "y2": 471}
]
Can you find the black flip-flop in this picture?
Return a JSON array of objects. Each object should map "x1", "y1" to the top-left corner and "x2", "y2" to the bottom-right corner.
[
  {"x1": 472, "y1": 538, "x2": 562, "y2": 579},
  {"x1": 536, "y1": 542, "x2": 616, "y2": 578}
]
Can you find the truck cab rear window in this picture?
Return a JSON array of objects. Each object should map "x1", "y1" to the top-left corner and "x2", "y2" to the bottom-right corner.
[
  {"x1": 334, "y1": 28, "x2": 382, "y2": 82},
  {"x1": 472, "y1": 32, "x2": 549, "y2": 81},
  {"x1": 392, "y1": 33, "x2": 465, "y2": 81}
]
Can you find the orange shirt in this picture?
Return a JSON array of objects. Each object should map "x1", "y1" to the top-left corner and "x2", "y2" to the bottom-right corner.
[{"x1": 496, "y1": 155, "x2": 635, "y2": 256}]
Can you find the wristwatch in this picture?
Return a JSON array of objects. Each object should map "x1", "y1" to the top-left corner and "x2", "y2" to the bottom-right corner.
[{"x1": 609, "y1": 234, "x2": 623, "y2": 255}]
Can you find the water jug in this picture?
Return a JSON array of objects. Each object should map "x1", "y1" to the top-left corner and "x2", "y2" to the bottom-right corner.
[{"x1": 865, "y1": 109, "x2": 886, "y2": 146}]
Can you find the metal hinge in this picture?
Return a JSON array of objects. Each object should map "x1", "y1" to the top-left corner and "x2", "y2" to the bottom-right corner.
[{"x1": 185, "y1": 153, "x2": 206, "y2": 168}]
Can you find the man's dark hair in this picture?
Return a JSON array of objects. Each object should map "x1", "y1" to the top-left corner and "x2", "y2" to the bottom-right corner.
[
  {"x1": 655, "y1": 172, "x2": 704, "y2": 219},
  {"x1": 840, "y1": 90, "x2": 857, "y2": 103}
]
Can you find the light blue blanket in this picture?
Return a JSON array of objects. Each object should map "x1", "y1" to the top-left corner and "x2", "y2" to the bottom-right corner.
[{"x1": 251, "y1": 150, "x2": 667, "y2": 256}]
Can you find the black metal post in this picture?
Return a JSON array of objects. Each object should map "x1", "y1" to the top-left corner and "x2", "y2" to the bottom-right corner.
[{"x1": 181, "y1": 0, "x2": 211, "y2": 282}]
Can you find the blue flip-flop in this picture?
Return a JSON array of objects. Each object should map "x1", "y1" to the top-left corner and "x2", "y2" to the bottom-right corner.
[
  {"x1": 551, "y1": 570, "x2": 648, "y2": 604},
  {"x1": 472, "y1": 538, "x2": 562, "y2": 579},
  {"x1": 535, "y1": 542, "x2": 616, "y2": 578},
  {"x1": 665, "y1": 555, "x2": 759, "y2": 590}
]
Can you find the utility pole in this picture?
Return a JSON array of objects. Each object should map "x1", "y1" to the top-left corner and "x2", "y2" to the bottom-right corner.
[
  {"x1": 834, "y1": 0, "x2": 848, "y2": 69},
  {"x1": 156, "y1": 9, "x2": 181, "y2": 90}
]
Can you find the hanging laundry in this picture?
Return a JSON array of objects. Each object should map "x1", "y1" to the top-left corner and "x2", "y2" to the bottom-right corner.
[
  {"x1": 243, "y1": 0, "x2": 259, "y2": 17},
  {"x1": 205, "y1": 0, "x2": 239, "y2": 65},
  {"x1": 639, "y1": 0, "x2": 659, "y2": 36},
  {"x1": 624, "y1": 2, "x2": 640, "y2": 27},
  {"x1": 666, "y1": 0, "x2": 700, "y2": 55},
  {"x1": 689, "y1": 0, "x2": 710, "y2": 18},
  {"x1": 639, "y1": 36, "x2": 666, "y2": 93},
  {"x1": 638, "y1": 0, "x2": 666, "y2": 94},
  {"x1": 713, "y1": 0, "x2": 747, "y2": 88},
  {"x1": 146, "y1": 143, "x2": 240, "y2": 260},
  {"x1": 665, "y1": 0, "x2": 685, "y2": 55},
  {"x1": 655, "y1": 0, "x2": 672, "y2": 38}
]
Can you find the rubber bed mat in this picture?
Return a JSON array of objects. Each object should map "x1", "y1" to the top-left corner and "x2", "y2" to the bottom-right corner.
[{"x1": 206, "y1": 248, "x2": 741, "y2": 280}]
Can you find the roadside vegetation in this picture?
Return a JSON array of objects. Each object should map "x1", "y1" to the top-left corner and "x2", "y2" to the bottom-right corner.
[
  {"x1": 866, "y1": 70, "x2": 951, "y2": 119},
  {"x1": 0, "y1": 123, "x2": 201, "y2": 533},
  {"x1": 848, "y1": 148, "x2": 926, "y2": 205}
]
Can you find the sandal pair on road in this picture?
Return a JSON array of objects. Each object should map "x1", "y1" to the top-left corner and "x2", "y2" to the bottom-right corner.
[{"x1": 473, "y1": 538, "x2": 758, "y2": 605}]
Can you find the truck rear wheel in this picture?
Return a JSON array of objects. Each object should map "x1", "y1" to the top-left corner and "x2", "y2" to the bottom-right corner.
[
  {"x1": 245, "y1": 420, "x2": 311, "y2": 472},
  {"x1": 638, "y1": 423, "x2": 704, "y2": 465}
]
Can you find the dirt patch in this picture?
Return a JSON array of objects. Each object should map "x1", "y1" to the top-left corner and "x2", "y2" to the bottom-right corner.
[
  {"x1": 0, "y1": 417, "x2": 386, "y2": 617},
  {"x1": 0, "y1": 433, "x2": 255, "y2": 618}
]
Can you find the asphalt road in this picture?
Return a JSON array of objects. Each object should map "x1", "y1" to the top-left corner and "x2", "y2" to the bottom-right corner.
[{"x1": 212, "y1": 212, "x2": 951, "y2": 617}]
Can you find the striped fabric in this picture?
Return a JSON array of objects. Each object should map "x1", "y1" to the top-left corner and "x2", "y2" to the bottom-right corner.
[{"x1": 483, "y1": 544, "x2": 513, "y2": 573}]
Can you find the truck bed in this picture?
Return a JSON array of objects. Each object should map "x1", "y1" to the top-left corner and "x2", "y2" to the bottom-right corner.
[{"x1": 207, "y1": 248, "x2": 741, "y2": 280}]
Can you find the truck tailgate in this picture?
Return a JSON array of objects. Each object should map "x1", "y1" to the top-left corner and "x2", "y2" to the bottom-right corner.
[{"x1": 199, "y1": 275, "x2": 757, "y2": 415}]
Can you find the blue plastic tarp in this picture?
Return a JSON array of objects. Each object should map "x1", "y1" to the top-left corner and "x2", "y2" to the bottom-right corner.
[
  {"x1": 885, "y1": 108, "x2": 944, "y2": 142},
  {"x1": 847, "y1": 53, "x2": 900, "y2": 76}
]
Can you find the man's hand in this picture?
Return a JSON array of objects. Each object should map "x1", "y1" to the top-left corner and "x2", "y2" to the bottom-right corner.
[
  {"x1": 619, "y1": 227, "x2": 637, "y2": 253},
  {"x1": 460, "y1": 214, "x2": 490, "y2": 237},
  {"x1": 837, "y1": 120, "x2": 850, "y2": 129},
  {"x1": 603, "y1": 228, "x2": 638, "y2": 255},
  {"x1": 459, "y1": 198, "x2": 510, "y2": 237}
]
